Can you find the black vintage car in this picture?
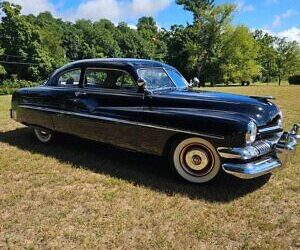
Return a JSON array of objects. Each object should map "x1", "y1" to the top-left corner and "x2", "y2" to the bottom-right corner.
[{"x1": 10, "y1": 59, "x2": 299, "y2": 183}]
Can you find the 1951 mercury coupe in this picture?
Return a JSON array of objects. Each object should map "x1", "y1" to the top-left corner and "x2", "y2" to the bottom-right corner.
[{"x1": 10, "y1": 59, "x2": 299, "y2": 183}]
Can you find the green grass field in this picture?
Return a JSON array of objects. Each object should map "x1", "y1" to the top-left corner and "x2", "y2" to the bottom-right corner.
[{"x1": 0, "y1": 85, "x2": 299, "y2": 249}]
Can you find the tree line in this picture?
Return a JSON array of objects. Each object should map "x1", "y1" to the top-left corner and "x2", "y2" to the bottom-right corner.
[{"x1": 0, "y1": 0, "x2": 299, "y2": 86}]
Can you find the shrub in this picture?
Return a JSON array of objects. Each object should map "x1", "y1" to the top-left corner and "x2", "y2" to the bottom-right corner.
[
  {"x1": 0, "y1": 79, "x2": 39, "y2": 95},
  {"x1": 288, "y1": 75, "x2": 300, "y2": 85}
]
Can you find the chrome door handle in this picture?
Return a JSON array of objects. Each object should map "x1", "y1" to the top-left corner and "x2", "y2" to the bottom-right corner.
[{"x1": 75, "y1": 91, "x2": 87, "y2": 97}]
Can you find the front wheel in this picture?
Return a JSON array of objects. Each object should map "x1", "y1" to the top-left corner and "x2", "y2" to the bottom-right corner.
[
  {"x1": 34, "y1": 128, "x2": 53, "y2": 143},
  {"x1": 170, "y1": 137, "x2": 221, "y2": 183}
]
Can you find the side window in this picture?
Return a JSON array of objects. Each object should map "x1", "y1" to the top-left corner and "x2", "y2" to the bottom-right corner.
[
  {"x1": 121, "y1": 73, "x2": 136, "y2": 90},
  {"x1": 85, "y1": 68, "x2": 136, "y2": 91},
  {"x1": 85, "y1": 70, "x2": 108, "y2": 88},
  {"x1": 58, "y1": 69, "x2": 81, "y2": 87}
]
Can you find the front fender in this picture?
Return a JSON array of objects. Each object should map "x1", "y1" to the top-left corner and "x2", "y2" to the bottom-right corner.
[{"x1": 140, "y1": 107, "x2": 250, "y2": 147}]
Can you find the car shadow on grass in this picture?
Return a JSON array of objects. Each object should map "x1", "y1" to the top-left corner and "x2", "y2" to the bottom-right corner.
[{"x1": 0, "y1": 127, "x2": 271, "y2": 203}]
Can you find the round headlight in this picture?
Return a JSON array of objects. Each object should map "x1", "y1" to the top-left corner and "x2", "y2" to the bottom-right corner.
[
  {"x1": 278, "y1": 111, "x2": 283, "y2": 127},
  {"x1": 245, "y1": 121, "x2": 257, "y2": 145}
]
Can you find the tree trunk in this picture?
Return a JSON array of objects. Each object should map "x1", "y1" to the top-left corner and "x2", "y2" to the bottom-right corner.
[{"x1": 278, "y1": 76, "x2": 281, "y2": 86}]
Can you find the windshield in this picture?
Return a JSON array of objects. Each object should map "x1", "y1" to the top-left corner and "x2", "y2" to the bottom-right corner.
[
  {"x1": 138, "y1": 68, "x2": 176, "y2": 90},
  {"x1": 138, "y1": 67, "x2": 188, "y2": 90},
  {"x1": 166, "y1": 69, "x2": 188, "y2": 88}
]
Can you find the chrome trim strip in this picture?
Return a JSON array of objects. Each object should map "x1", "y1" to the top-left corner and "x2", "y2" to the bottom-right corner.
[
  {"x1": 259, "y1": 125, "x2": 282, "y2": 133},
  {"x1": 19, "y1": 105, "x2": 224, "y2": 139}
]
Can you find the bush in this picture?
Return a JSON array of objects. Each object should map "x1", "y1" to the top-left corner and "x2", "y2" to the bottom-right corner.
[
  {"x1": 288, "y1": 75, "x2": 300, "y2": 85},
  {"x1": 0, "y1": 79, "x2": 39, "y2": 95}
]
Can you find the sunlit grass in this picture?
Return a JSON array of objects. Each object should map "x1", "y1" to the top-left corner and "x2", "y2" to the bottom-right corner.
[{"x1": 0, "y1": 85, "x2": 299, "y2": 249}]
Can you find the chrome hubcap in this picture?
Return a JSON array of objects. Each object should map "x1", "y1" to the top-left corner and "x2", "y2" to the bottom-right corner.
[
  {"x1": 179, "y1": 144, "x2": 215, "y2": 177},
  {"x1": 185, "y1": 150, "x2": 209, "y2": 171},
  {"x1": 34, "y1": 128, "x2": 52, "y2": 142},
  {"x1": 39, "y1": 130, "x2": 50, "y2": 139}
]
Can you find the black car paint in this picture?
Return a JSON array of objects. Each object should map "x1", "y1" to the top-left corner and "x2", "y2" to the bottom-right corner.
[{"x1": 11, "y1": 59, "x2": 281, "y2": 156}]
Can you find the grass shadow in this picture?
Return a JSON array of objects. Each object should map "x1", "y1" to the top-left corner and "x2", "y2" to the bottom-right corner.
[{"x1": 0, "y1": 127, "x2": 271, "y2": 203}]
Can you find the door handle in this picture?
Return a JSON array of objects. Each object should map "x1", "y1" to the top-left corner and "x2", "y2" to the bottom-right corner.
[{"x1": 75, "y1": 91, "x2": 87, "y2": 97}]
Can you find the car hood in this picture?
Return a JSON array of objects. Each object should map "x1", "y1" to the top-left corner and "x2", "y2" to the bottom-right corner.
[{"x1": 151, "y1": 88, "x2": 280, "y2": 126}]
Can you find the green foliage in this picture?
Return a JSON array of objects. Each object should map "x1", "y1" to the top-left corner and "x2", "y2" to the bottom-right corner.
[
  {"x1": 288, "y1": 75, "x2": 300, "y2": 85},
  {"x1": 0, "y1": 79, "x2": 38, "y2": 95},
  {"x1": 220, "y1": 26, "x2": 261, "y2": 84},
  {"x1": 0, "y1": 0, "x2": 299, "y2": 86},
  {"x1": 176, "y1": 0, "x2": 215, "y2": 21},
  {"x1": 136, "y1": 17, "x2": 167, "y2": 60},
  {"x1": 275, "y1": 38, "x2": 300, "y2": 85},
  {"x1": 0, "y1": 2, "x2": 54, "y2": 81},
  {"x1": 253, "y1": 30, "x2": 300, "y2": 85},
  {"x1": 166, "y1": 25, "x2": 196, "y2": 79},
  {"x1": 175, "y1": 0, "x2": 236, "y2": 85},
  {"x1": 0, "y1": 47, "x2": 6, "y2": 78},
  {"x1": 253, "y1": 30, "x2": 278, "y2": 82}
]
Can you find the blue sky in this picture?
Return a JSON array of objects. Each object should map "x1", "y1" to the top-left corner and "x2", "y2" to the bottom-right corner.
[{"x1": 6, "y1": 0, "x2": 300, "y2": 42}]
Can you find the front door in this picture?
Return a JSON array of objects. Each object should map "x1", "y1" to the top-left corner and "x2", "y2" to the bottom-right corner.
[
  {"x1": 49, "y1": 68, "x2": 83, "y2": 134},
  {"x1": 69, "y1": 67, "x2": 143, "y2": 151}
]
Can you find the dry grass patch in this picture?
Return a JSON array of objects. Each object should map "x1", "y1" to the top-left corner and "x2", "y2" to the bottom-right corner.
[{"x1": 0, "y1": 86, "x2": 299, "y2": 249}]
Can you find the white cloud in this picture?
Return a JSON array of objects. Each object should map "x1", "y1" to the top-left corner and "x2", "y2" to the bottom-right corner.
[
  {"x1": 235, "y1": 0, "x2": 255, "y2": 12},
  {"x1": 254, "y1": 27, "x2": 300, "y2": 43},
  {"x1": 265, "y1": 0, "x2": 278, "y2": 5},
  {"x1": 5, "y1": 0, "x2": 172, "y2": 22},
  {"x1": 68, "y1": 0, "x2": 121, "y2": 21},
  {"x1": 6, "y1": 0, "x2": 56, "y2": 15},
  {"x1": 128, "y1": 24, "x2": 137, "y2": 30},
  {"x1": 243, "y1": 4, "x2": 254, "y2": 12},
  {"x1": 131, "y1": 0, "x2": 172, "y2": 16},
  {"x1": 272, "y1": 9, "x2": 297, "y2": 27},
  {"x1": 278, "y1": 27, "x2": 300, "y2": 43}
]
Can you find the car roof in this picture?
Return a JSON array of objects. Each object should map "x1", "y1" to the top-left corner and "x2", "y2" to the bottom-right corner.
[
  {"x1": 63, "y1": 58, "x2": 173, "y2": 69},
  {"x1": 49, "y1": 58, "x2": 178, "y2": 84}
]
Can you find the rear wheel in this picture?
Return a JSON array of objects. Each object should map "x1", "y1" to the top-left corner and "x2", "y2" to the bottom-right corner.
[
  {"x1": 170, "y1": 137, "x2": 221, "y2": 183},
  {"x1": 34, "y1": 128, "x2": 52, "y2": 143}
]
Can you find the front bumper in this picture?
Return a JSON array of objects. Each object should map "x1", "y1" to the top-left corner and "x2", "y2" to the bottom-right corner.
[{"x1": 218, "y1": 124, "x2": 299, "y2": 179}]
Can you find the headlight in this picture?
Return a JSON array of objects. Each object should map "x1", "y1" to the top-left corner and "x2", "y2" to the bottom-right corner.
[
  {"x1": 278, "y1": 111, "x2": 283, "y2": 127},
  {"x1": 245, "y1": 121, "x2": 257, "y2": 145}
]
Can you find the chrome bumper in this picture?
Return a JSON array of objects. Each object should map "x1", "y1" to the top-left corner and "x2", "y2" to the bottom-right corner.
[{"x1": 218, "y1": 124, "x2": 299, "y2": 179}]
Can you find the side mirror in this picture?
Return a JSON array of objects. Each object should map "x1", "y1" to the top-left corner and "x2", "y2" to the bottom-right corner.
[
  {"x1": 137, "y1": 78, "x2": 146, "y2": 93},
  {"x1": 189, "y1": 77, "x2": 200, "y2": 87}
]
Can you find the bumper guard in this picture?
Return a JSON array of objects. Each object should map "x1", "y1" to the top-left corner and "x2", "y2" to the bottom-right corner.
[{"x1": 219, "y1": 124, "x2": 299, "y2": 179}]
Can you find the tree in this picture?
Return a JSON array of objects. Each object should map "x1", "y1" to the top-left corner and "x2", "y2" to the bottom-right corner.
[
  {"x1": 253, "y1": 30, "x2": 278, "y2": 82},
  {"x1": 176, "y1": 0, "x2": 215, "y2": 21},
  {"x1": 0, "y1": 1, "x2": 53, "y2": 81},
  {"x1": 36, "y1": 12, "x2": 67, "y2": 68},
  {"x1": 220, "y1": 26, "x2": 261, "y2": 84},
  {"x1": 275, "y1": 38, "x2": 300, "y2": 85},
  {"x1": 63, "y1": 29, "x2": 92, "y2": 61},
  {"x1": 136, "y1": 17, "x2": 167, "y2": 61},
  {"x1": 0, "y1": 46, "x2": 7, "y2": 79},
  {"x1": 116, "y1": 22, "x2": 145, "y2": 58},
  {"x1": 176, "y1": 0, "x2": 235, "y2": 85},
  {"x1": 137, "y1": 17, "x2": 158, "y2": 33},
  {"x1": 73, "y1": 19, "x2": 121, "y2": 58},
  {"x1": 166, "y1": 25, "x2": 195, "y2": 79}
]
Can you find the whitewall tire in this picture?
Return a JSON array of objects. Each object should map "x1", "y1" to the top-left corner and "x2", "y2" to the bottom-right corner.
[
  {"x1": 171, "y1": 137, "x2": 221, "y2": 183},
  {"x1": 34, "y1": 128, "x2": 52, "y2": 143}
]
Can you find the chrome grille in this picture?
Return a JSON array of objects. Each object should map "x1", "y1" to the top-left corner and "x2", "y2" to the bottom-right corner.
[{"x1": 253, "y1": 141, "x2": 272, "y2": 155}]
